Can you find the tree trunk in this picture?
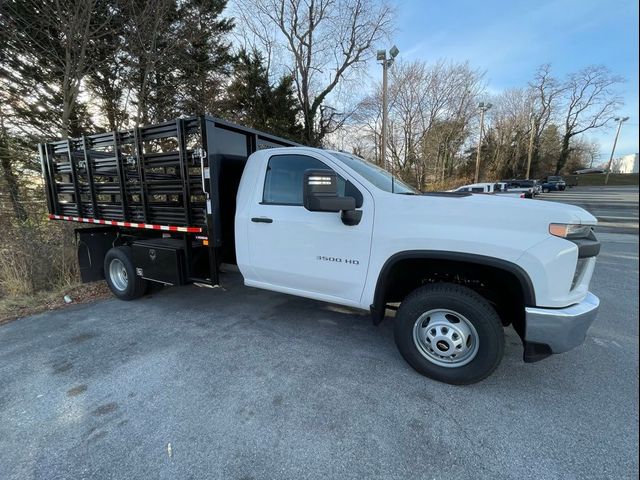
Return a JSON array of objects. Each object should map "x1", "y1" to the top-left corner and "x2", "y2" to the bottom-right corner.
[
  {"x1": 302, "y1": 104, "x2": 318, "y2": 146},
  {"x1": 556, "y1": 135, "x2": 571, "y2": 175},
  {"x1": 0, "y1": 114, "x2": 28, "y2": 222},
  {"x1": 0, "y1": 150, "x2": 28, "y2": 222}
]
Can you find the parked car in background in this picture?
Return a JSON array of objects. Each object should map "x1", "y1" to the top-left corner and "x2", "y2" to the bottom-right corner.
[
  {"x1": 451, "y1": 182, "x2": 527, "y2": 198},
  {"x1": 541, "y1": 176, "x2": 566, "y2": 192},
  {"x1": 532, "y1": 180, "x2": 542, "y2": 195},
  {"x1": 501, "y1": 179, "x2": 536, "y2": 198}
]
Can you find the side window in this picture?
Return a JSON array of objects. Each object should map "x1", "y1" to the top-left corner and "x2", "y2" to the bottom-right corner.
[
  {"x1": 471, "y1": 187, "x2": 484, "y2": 193},
  {"x1": 263, "y1": 154, "x2": 329, "y2": 205},
  {"x1": 262, "y1": 154, "x2": 363, "y2": 207}
]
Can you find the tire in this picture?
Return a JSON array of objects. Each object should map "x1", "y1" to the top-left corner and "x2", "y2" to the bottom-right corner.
[
  {"x1": 104, "y1": 246, "x2": 148, "y2": 300},
  {"x1": 393, "y1": 283, "x2": 504, "y2": 385}
]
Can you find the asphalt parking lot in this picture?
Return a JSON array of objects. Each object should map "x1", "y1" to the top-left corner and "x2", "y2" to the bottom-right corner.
[
  {"x1": 540, "y1": 185, "x2": 639, "y2": 234},
  {"x1": 1, "y1": 186, "x2": 638, "y2": 480}
]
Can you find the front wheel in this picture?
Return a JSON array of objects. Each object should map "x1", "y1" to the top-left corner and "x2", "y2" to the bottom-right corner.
[{"x1": 393, "y1": 284, "x2": 504, "y2": 385}]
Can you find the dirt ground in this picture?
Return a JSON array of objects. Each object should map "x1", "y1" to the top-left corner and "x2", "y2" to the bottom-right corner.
[{"x1": 0, "y1": 281, "x2": 111, "y2": 325}]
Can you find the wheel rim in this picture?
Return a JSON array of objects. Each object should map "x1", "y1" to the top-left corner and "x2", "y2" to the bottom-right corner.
[
  {"x1": 412, "y1": 309, "x2": 480, "y2": 368},
  {"x1": 109, "y1": 258, "x2": 128, "y2": 291}
]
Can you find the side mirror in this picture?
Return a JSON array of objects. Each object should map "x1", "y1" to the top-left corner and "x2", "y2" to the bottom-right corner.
[
  {"x1": 303, "y1": 169, "x2": 354, "y2": 212},
  {"x1": 303, "y1": 169, "x2": 362, "y2": 225}
]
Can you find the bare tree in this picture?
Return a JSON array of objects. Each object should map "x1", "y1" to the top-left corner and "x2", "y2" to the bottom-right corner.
[
  {"x1": 351, "y1": 87, "x2": 383, "y2": 163},
  {"x1": 526, "y1": 64, "x2": 563, "y2": 176},
  {"x1": 354, "y1": 59, "x2": 483, "y2": 187},
  {"x1": 483, "y1": 88, "x2": 533, "y2": 179},
  {"x1": 556, "y1": 65, "x2": 623, "y2": 174},
  {"x1": 565, "y1": 138, "x2": 600, "y2": 173},
  {"x1": 235, "y1": 0, "x2": 394, "y2": 145}
]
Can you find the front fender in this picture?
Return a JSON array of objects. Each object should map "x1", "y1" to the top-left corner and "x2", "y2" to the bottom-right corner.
[{"x1": 369, "y1": 250, "x2": 536, "y2": 325}]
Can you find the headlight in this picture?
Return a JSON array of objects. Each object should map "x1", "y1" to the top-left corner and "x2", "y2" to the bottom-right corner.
[{"x1": 549, "y1": 223, "x2": 592, "y2": 239}]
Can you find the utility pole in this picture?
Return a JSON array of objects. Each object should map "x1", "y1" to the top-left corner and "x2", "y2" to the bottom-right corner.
[
  {"x1": 382, "y1": 60, "x2": 388, "y2": 169},
  {"x1": 526, "y1": 114, "x2": 536, "y2": 180},
  {"x1": 377, "y1": 46, "x2": 399, "y2": 172},
  {"x1": 605, "y1": 116, "x2": 629, "y2": 185},
  {"x1": 474, "y1": 102, "x2": 492, "y2": 183}
]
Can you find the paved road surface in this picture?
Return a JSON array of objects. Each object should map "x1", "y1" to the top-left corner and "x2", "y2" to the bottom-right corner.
[
  {"x1": 1, "y1": 187, "x2": 638, "y2": 480},
  {"x1": 540, "y1": 185, "x2": 639, "y2": 234}
]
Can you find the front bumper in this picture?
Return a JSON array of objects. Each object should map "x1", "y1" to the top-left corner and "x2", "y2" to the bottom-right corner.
[{"x1": 523, "y1": 292, "x2": 600, "y2": 362}]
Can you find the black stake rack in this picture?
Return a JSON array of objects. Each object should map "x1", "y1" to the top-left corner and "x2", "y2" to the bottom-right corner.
[{"x1": 40, "y1": 115, "x2": 298, "y2": 285}]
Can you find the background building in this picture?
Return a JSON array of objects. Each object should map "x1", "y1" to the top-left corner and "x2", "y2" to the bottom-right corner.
[{"x1": 612, "y1": 153, "x2": 639, "y2": 173}]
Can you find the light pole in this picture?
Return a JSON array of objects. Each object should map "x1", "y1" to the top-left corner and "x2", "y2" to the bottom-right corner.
[
  {"x1": 377, "y1": 45, "x2": 399, "y2": 172},
  {"x1": 605, "y1": 116, "x2": 629, "y2": 185},
  {"x1": 475, "y1": 102, "x2": 492, "y2": 183}
]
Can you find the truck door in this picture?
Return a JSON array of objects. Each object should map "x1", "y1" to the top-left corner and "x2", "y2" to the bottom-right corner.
[{"x1": 246, "y1": 152, "x2": 373, "y2": 305}]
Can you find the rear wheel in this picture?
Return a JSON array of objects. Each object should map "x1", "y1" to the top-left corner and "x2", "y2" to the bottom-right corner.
[
  {"x1": 104, "y1": 246, "x2": 148, "y2": 300},
  {"x1": 393, "y1": 283, "x2": 504, "y2": 385}
]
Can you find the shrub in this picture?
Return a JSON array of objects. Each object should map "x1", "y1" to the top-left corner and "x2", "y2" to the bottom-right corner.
[{"x1": 0, "y1": 216, "x2": 78, "y2": 297}]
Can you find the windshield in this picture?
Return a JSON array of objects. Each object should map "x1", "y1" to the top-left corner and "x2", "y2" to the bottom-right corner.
[
  {"x1": 548, "y1": 176, "x2": 562, "y2": 182},
  {"x1": 329, "y1": 152, "x2": 420, "y2": 194}
]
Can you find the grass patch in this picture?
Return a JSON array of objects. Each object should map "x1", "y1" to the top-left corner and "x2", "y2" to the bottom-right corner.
[
  {"x1": 0, "y1": 281, "x2": 111, "y2": 325},
  {"x1": 565, "y1": 173, "x2": 639, "y2": 186}
]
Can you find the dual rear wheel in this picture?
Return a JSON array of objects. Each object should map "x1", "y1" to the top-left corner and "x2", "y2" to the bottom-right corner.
[{"x1": 104, "y1": 246, "x2": 148, "y2": 300}]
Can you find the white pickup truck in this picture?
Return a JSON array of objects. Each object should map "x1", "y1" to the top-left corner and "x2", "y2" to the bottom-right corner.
[
  {"x1": 41, "y1": 116, "x2": 601, "y2": 385},
  {"x1": 451, "y1": 182, "x2": 527, "y2": 198}
]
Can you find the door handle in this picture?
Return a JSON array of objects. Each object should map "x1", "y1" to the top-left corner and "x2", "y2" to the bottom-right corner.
[{"x1": 251, "y1": 217, "x2": 273, "y2": 223}]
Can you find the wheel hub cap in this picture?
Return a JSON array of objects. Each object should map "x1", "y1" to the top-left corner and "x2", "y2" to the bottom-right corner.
[
  {"x1": 412, "y1": 309, "x2": 480, "y2": 368},
  {"x1": 109, "y1": 258, "x2": 128, "y2": 291}
]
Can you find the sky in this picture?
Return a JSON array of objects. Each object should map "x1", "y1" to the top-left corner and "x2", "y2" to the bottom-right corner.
[{"x1": 392, "y1": 0, "x2": 639, "y2": 159}]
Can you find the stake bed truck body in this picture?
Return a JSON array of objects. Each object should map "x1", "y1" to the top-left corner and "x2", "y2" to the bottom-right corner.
[{"x1": 39, "y1": 115, "x2": 601, "y2": 384}]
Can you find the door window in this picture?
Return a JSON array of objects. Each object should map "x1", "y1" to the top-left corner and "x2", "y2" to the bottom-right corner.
[{"x1": 262, "y1": 154, "x2": 362, "y2": 207}]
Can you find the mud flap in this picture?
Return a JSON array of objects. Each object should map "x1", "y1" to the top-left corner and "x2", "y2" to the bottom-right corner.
[{"x1": 76, "y1": 227, "x2": 118, "y2": 283}]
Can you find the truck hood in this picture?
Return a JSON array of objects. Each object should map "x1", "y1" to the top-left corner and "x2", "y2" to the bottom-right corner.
[
  {"x1": 375, "y1": 192, "x2": 597, "y2": 259},
  {"x1": 446, "y1": 193, "x2": 596, "y2": 225},
  {"x1": 404, "y1": 192, "x2": 597, "y2": 224}
]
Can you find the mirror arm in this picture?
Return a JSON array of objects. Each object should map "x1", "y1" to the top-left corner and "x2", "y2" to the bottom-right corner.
[{"x1": 341, "y1": 208, "x2": 362, "y2": 226}]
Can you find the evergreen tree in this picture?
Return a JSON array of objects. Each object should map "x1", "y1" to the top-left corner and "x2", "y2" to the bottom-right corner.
[
  {"x1": 87, "y1": 1, "x2": 129, "y2": 132},
  {"x1": 0, "y1": 0, "x2": 115, "y2": 138},
  {"x1": 225, "y1": 50, "x2": 302, "y2": 141},
  {"x1": 119, "y1": 0, "x2": 180, "y2": 125},
  {"x1": 175, "y1": 0, "x2": 234, "y2": 116}
]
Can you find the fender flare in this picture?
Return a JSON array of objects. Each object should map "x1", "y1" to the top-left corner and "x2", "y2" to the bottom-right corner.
[{"x1": 370, "y1": 250, "x2": 536, "y2": 324}]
